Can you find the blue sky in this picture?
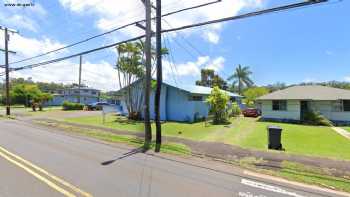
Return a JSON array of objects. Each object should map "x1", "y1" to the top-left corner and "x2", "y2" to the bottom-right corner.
[{"x1": 0, "y1": 0, "x2": 349, "y2": 91}]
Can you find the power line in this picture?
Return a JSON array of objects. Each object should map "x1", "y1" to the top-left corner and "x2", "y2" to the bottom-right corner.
[
  {"x1": 9, "y1": 0, "x2": 222, "y2": 66},
  {"x1": 161, "y1": 0, "x2": 329, "y2": 34},
  {"x1": 2, "y1": 0, "x2": 331, "y2": 76},
  {"x1": 162, "y1": 18, "x2": 204, "y2": 57}
]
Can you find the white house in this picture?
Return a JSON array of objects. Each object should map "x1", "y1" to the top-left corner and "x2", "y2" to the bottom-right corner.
[{"x1": 257, "y1": 85, "x2": 350, "y2": 125}]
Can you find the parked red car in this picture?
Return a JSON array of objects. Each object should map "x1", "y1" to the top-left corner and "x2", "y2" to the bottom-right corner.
[{"x1": 242, "y1": 108, "x2": 261, "y2": 118}]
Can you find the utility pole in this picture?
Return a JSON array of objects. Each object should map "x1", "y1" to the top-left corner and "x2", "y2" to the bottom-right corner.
[
  {"x1": 0, "y1": 26, "x2": 18, "y2": 116},
  {"x1": 154, "y1": 0, "x2": 162, "y2": 152},
  {"x1": 143, "y1": 0, "x2": 152, "y2": 150},
  {"x1": 78, "y1": 55, "x2": 82, "y2": 103}
]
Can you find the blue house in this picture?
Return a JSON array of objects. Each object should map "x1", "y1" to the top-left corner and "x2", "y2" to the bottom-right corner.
[
  {"x1": 47, "y1": 87, "x2": 101, "y2": 106},
  {"x1": 116, "y1": 80, "x2": 242, "y2": 122}
]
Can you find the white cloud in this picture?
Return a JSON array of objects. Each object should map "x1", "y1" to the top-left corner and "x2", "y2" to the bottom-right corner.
[
  {"x1": 205, "y1": 57, "x2": 225, "y2": 71},
  {"x1": 0, "y1": 2, "x2": 47, "y2": 32},
  {"x1": 11, "y1": 60, "x2": 118, "y2": 91},
  {"x1": 344, "y1": 76, "x2": 350, "y2": 82},
  {"x1": 59, "y1": 0, "x2": 263, "y2": 44},
  {"x1": 163, "y1": 55, "x2": 225, "y2": 81},
  {"x1": 0, "y1": 34, "x2": 66, "y2": 58},
  {"x1": 203, "y1": 31, "x2": 220, "y2": 44}
]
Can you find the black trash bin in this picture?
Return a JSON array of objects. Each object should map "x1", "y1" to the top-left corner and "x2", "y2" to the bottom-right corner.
[{"x1": 267, "y1": 126, "x2": 283, "y2": 150}]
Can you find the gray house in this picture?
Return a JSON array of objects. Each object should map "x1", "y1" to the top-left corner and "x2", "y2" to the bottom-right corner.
[
  {"x1": 116, "y1": 80, "x2": 242, "y2": 122},
  {"x1": 257, "y1": 85, "x2": 350, "y2": 124},
  {"x1": 47, "y1": 87, "x2": 101, "y2": 106}
]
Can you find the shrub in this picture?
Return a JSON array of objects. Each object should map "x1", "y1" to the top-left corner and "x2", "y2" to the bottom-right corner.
[
  {"x1": 229, "y1": 103, "x2": 241, "y2": 117},
  {"x1": 303, "y1": 110, "x2": 333, "y2": 126},
  {"x1": 206, "y1": 86, "x2": 229, "y2": 124},
  {"x1": 62, "y1": 101, "x2": 84, "y2": 111}
]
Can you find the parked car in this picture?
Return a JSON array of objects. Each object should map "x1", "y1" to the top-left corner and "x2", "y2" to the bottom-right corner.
[
  {"x1": 242, "y1": 108, "x2": 261, "y2": 118},
  {"x1": 86, "y1": 102, "x2": 110, "y2": 111}
]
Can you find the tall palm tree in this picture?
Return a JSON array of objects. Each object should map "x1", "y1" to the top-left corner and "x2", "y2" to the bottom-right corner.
[{"x1": 227, "y1": 64, "x2": 254, "y2": 95}]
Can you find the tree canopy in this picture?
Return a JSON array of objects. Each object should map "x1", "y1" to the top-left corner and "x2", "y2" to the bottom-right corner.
[{"x1": 227, "y1": 65, "x2": 254, "y2": 95}]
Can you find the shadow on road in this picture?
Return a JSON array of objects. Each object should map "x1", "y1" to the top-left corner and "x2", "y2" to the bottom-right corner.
[{"x1": 101, "y1": 147, "x2": 144, "y2": 166}]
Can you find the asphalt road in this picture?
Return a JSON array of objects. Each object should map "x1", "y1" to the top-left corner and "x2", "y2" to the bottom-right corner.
[{"x1": 0, "y1": 119, "x2": 347, "y2": 197}]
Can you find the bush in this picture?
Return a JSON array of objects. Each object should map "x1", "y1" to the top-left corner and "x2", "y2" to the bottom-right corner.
[
  {"x1": 206, "y1": 86, "x2": 230, "y2": 124},
  {"x1": 303, "y1": 110, "x2": 333, "y2": 126},
  {"x1": 62, "y1": 101, "x2": 84, "y2": 111},
  {"x1": 229, "y1": 103, "x2": 241, "y2": 117}
]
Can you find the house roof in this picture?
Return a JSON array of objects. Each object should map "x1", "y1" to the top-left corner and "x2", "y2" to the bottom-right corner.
[
  {"x1": 257, "y1": 85, "x2": 350, "y2": 101},
  {"x1": 115, "y1": 79, "x2": 242, "y2": 98},
  {"x1": 170, "y1": 83, "x2": 242, "y2": 97}
]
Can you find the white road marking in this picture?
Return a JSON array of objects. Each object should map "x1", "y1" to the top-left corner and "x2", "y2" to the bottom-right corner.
[
  {"x1": 241, "y1": 179, "x2": 306, "y2": 197},
  {"x1": 238, "y1": 191, "x2": 267, "y2": 197}
]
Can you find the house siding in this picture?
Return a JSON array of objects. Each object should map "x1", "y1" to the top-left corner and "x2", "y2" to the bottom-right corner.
[
  {"x1": 166, "y1": 86, "x2": 209, "y2": 122},
  {"x1": 261, "y1": 100, "x2": 350, "y2": 123},
  {"x1": 311, "y1": 101, "x2": 350, "y2": 122},
  {"x1": 261, "y1": 100, "x2": 300, "y2": 121}
]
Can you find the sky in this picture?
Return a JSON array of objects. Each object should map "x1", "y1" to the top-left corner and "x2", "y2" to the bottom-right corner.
[{"x1": 0, "y1": 0, "x2": 349, "y2": 91}]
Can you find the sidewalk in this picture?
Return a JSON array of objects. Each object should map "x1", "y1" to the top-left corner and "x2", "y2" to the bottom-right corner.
[{"x1": 332, "y1": 127, "x2": 350, "y2": 140}]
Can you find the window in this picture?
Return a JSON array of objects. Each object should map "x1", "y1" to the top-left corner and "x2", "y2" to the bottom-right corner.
[
  {"x1": 84, "y1": 90, "x2": 89, "y2": 93},
  {"x1": 332, "y1": 100, "x2": 343, "y2": 112},
  {"x1": 272, "y1": 100, "x2": 287, "y2": 111},
  {"x1": 189, "y1": 96, "x2": 203, "y2": 101},
  {"x1": 74, "y1": 91, "x2": 79, "y2": 94},
  {"x1": 92, "y1": 91, "x2": 97, "y2": 95},
  {"x1": 344, "y1": 100, "x2": 350, "y2": 112}
]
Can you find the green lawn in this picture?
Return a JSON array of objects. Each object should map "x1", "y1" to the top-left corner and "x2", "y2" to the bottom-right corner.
[
  {"x1": 64, "y1": 115, "x2": 350, "y2": 161},
  {"x1": 65, "y1": 115, "x2": 233, "y2": 141}
]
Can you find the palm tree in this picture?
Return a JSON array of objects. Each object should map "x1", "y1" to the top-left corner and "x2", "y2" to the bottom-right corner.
[{"x1": 227, "y1": 64, "x2": 254, "y2": 95}]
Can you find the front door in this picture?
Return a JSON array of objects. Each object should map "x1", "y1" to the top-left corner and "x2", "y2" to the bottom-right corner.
[{"x1": 300, "y1": 101, "x2": 310, "y2": 121}]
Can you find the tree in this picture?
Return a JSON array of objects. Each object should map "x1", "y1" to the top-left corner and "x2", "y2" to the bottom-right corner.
[
  {"x1": 34, "y1": 93, "x2": 53, "y2": 111},
  {"x1": 115, "y1": 40, "x2": 168, "y2": 120},
  {"x1": 265, "y1": 82, "x2": 287, "y2": 92},
  {"x1": 206, "y1": 86, "x2": 230, "y2": 124},
  {"x1": 196, "y1": 69, "x2": 228, "y2": 90},
  {"x1": 10, "y1": 84, "x2": 53, "y2": 111},
  {"x1": 243, "y1": 87, "x2": 269, "y2": 107},
  {"x1": 227, "y1": 64, "x2": 253, "y2": 95},
  {"x1": 115, "y1": 41, "x2": 145, "y2": 119},
  {"x1": 11, "y1": 84, "x2": 41, "y2": 107}
]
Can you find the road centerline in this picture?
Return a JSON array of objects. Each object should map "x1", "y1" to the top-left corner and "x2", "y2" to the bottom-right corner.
[{"x1": 0, "y1": 145, "x2": 93, "y2": 197}]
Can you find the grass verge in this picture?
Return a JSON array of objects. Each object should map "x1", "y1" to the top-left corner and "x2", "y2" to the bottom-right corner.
[
  {"x1": 36, "y1": 120, "x2": 191, "y2": 156},
  {"x1": 35, "y1": 119, "x2": 350, "y2": 193},
  {"x1": 237, "y1": 158, "x2": 350, "y2": 193}
]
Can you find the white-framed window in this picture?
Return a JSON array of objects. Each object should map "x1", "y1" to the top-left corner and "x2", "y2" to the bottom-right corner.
[
  {"x1": 332, "y1": 100, "x2": 343, "y2": 112},
  {"x1": 332, "y1": 100, "x2": 350, "y2": 112},
  {"x1": 272, "y1": 100, "x2": 287, "y2": 111},
  {"x1": 343, "y1": 100, "x2": 350, "y2": 112}
]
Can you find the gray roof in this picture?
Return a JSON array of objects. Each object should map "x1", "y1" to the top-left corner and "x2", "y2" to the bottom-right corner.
[
  {"x1": 257, "y1": 85, "x2": 350, "y2": 101},
  {"x1": 115, "y1": 79, "x2": 242, "y2": 98},
  {"x1": 169, "y1": 83, "x2": 242, "y2": 98}
]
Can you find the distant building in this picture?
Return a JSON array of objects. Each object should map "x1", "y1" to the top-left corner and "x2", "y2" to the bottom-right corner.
[
  {"x1": 115, "y1": 80, "x2": 242, "y2": 122},
  {"x1": 47, "y1": 87, "x2": 100, "y2": 106},
  {"x1": 257, "y1": 85, "x2": 350, "y2": 124}
]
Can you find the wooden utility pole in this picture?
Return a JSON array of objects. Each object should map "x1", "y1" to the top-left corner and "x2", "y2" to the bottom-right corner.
[
  {"x1": 154, "y1": 0, "x2": 162, "y2": 152},
  {"x1": 0, "y1": 26, "x2": 18, "y2": 116},
  {"x1": 143, "y1": 0, "x2": 152, "y2": 150},
  {"x1": 78, "y1": 55, "x2": 82, "y2": 103}
]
